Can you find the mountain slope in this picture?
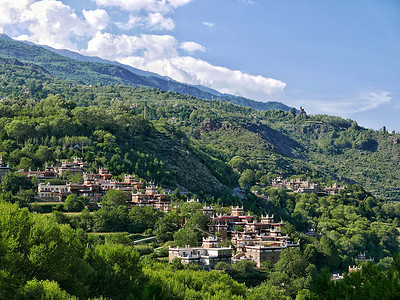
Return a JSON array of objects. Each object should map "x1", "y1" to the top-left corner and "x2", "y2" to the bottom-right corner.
[
  {"x1": 38, "y1": 43, "x2": 167, "y2": 78},
  {"x1": 0, "y1": 35, "x2": 293, "y2": 112},
  {"x1": 1, "y1": 57, "x2": 400, "y2": 200}
]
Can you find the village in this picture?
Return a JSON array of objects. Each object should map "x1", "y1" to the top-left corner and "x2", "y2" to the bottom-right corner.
[
  {"x1": 16, "y1": 157, "x2": 172, "y2": 212},
  {"x1": 0, "y1": 156, "x2": 352, "y2": 271},
  {"x1": 169, "y1": 206, "x2": 300, "y2": 269}
]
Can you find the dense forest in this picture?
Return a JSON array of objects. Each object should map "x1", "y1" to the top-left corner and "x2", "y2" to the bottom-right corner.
[{"x1": 1, "y1": 43, "x2": 400, "y2": 299}]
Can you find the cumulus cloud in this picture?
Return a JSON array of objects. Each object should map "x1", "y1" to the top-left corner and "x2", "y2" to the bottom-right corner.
[
  {"x1": 82, "y1": 32, "x2": 178, "y2": 61},
  {"x1": 0, "y1": 0, "x2": 33, "y2": 28},
  {"x1": 116, "y1": 15, "x2": 145, "y2": 30},
  {"x1": 179, "y1": 41, "x2": 205, "y2": 54},
  {"x1": 148, "y1": 13, "x2": 175, "y2": 30},
  {"x1": 15, "y1": 0, "x2": 86, "y2": 49},
  {"x1": 0, "y1": 0, "x2": 110, "y2": 50},
  {"x1": 303, "y1": 91, "x2": 391, "y2": 115},
  {"x1": 116, "y1": 13, "x2": 175, "y2": 31},
  {"x1": 120, "y1": 56, "x2": 286, "y2": 99},
  {"x1": 81, "y1": 32, "x2": 285, "y2": 100},
  {"x1": 96, "y1": 0, "x2": 192, "y2": 31},
  {"x1": 83, "y1": 9, "x2": 109, "y2": 32}
]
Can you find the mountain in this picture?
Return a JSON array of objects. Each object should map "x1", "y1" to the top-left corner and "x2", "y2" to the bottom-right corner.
[
  {"x1": 0, "y1": 34, "x2": 12, "y2": 41},
  {"x1": 1, "y1": 57, "x2": 400, "y2": 200},
  {"x1": 0, "y1": 35, "x2": 293, "y2": 112},
  {"x1": 37, "y1": 44, "x2": 166, "y2": 79}
]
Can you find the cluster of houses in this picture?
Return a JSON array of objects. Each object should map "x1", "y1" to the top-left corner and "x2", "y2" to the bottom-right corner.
[
  {"x1": 169, "y1": 206, "x2": 299, "y2": 269},
  {"x1": 169, "y1": 205, "x2": 373, "y2": 273},
  {"x1": 332, "y1": 253, "x2": 374, "y2": 280},
  {"x1": 24, "y1": 157, "x2": 171, "y2": 212},
  {"x1": 271, "y1": 176, "x2": 344, "y2": 195},
  {"x1": 271, "y1": 176, "x2": 319, "y2": 194},
  {"x1": 20, "y1": 157, "x2": 87, "y2": 180}
]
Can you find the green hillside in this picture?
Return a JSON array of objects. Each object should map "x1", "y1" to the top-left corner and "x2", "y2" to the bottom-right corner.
[{"x1": 1, "y1": 57, "x2": 400, "y2": 200}]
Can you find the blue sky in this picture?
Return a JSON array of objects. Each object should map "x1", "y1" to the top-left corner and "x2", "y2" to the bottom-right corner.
[{"x1": 0, "y1": 0, "x2": 399, "y2": 130}]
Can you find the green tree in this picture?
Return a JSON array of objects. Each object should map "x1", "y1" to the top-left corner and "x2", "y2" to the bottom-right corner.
[
  {"x1": 173, "y1": 228, "x2": 198, "y2": 247},
  {"x1": 238, "y1": 169, "x2": 256, "y2": 189},
  {"x1": 0, "y1": 171, "x2": 31, "y2": 194},
  {"x1": 248, "y1": 282, "x2": 290, "y2": 300},
  {"x1": 101, "y1": 189, "x2": 130, "y2": 207},
  {"x1": 85, "y1": 243, "x2": 143, "y2": 299},
  {"x1": 64, "y1": 194, "x2": 85, "y2": 212},
  {"x1": 128, "y1": 205, "x2": 162, "y2": 233},
  {"x1": 17, "y1": 279, "x2": 76, "y2": 300}
]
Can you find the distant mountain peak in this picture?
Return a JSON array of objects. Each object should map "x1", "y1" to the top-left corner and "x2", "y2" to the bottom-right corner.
[{"x1": 0, "y1": 34, "x2": 12, "y2": 41}]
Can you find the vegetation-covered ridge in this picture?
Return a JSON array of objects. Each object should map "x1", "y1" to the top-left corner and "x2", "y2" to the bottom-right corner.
[
  {"x1": 0, "y1": 35, "x2": 292, "y2": 112},
  {"x1": 1, "y1": 57, "x2": 400, "y2": 199}
]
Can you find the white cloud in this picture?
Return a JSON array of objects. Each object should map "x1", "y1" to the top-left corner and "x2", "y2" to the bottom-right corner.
[
  {"x1": 238, "y1": 0, "x2": 256, "y2": 4},
  {"x1": 95, "y1": 0, "x2": 192, "y2": 13},
  {"x1": 1, "y1": 0, "x2": 110, "y2": 50},
  {"x1": 154, "y1": 57, "x2": 286, "y2": 98},
  {"x1": 148, "y1": 12, "x2": 175, "y2": 30},
  {"x1": 116, "y1": 13, "x2": 175, "y2": 31},
  {"x1": 95, "y1": 0, "x2": 190, "y2": 32},
  {"x1": 122, "y1": 56, "x2": 286, "y2": 99},
  {"x1": 99, "y1": 0, "x2": 191, "y2": 32},
  {"x1": 180, "y1": 41, "x2": 205, "y2": 54},
  {"x1": 202, "y1": 22, "x2": 215, "y2": 28},
  {"x1": 83, "y1": 9, "x2": 110, "y2": 32},
  {"x1": 82, "y1": 32, "x2": 178, "y2": 61},
  {"x1": 168, "y1": 0, "x2": 193, "y2": 8},
  {"x1": 81, "y1": 32, "x2": 285, "y2": 100},
  {"x1": 0, "y1": 0, "x2": 33, "y2": 27},
  {"x1": 15, "y1": 0, "x2": 86, "y2": 50},
  {"x1": 302, "y1": 91, "x2": 391, "y2": 115},
  {"x1": 116, "y1": 15, "x2": 143, "y2": 30}
]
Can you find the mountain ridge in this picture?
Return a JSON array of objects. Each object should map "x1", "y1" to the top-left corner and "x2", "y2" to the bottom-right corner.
[{"x1": 0, "y1": 34, "x2": 293, "y2": 112}]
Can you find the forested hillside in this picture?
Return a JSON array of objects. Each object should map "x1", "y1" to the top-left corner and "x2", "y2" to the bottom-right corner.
[
  {"x1": 0, "y1": 35, "x2": 292, "y2": 112},
  {"x1": 1, "y1": 57, "x2": 400, "y2": 200},
  {"x1": 0, "y1": 78, "x2": 232, "y2": 193}
]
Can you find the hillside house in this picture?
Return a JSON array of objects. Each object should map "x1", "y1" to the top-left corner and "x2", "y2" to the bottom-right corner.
[
  {"x1": 272, "y1": 177, "x2": 318, "y2": 194},
  {"x1": 131, "y1": 182, "x2": 171, "y2": 212},
  {"x1": 205, "y1": 206, "x2": 299, "y2": 267},
  {"x1": 19, "y1": 165, "x2": 57, "y2": 180},
  {"x1": 36, "y1": 166, "x2": 171, "y2": 211},
  {"x1": 57, "y1": 157, "x2": 88, "y2": 176},
  {"x1": 232, "y1": 214, "x2": 299, "y2": 266},
  {"x1": 37, "y1": 183, "x2": 68, "y2": 200},
  {"x1": 206, "y1": 206, "x2": 253, "y2": 239},
  {"x1": 169, "y1": 236, "x2": 232, "y2": 269},
  {"x1": 322, "y1": 183, "x2": 344, "y2": 195},
  {"x1": 37, "y1": 182, "x2": 102, "y2": 201}
]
